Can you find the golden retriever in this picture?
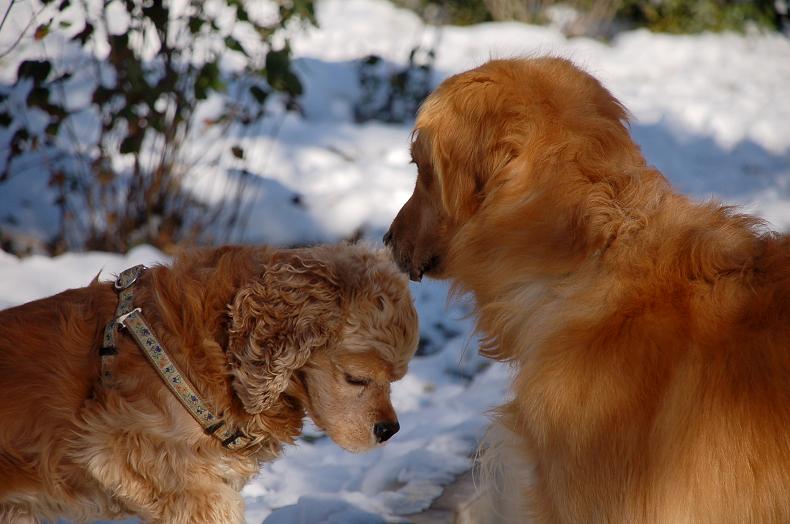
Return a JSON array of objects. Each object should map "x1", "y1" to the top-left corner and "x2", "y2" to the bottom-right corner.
[
  {"x1": 0, "y1": 243, "x2": 418, "y2": 523},
  {"x1": 385, "y1": 57, "x2": 790, "y2": 523}
]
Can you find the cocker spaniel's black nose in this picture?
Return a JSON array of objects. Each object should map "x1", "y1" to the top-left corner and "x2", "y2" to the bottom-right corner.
[{"x1": 374, "y1": 421, "x2": 399, "y2": 443}]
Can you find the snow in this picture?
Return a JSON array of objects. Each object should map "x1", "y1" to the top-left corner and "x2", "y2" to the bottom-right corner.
[
  {"x1": 1, "y1": 0, "x2": 789, "y2": 522},
  {"x1": 0, "y1": 245, "x2": 166, "y2": 310}
]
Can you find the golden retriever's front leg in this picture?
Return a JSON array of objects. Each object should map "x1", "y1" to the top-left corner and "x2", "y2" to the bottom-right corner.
[{"x1": 152, "y1": 486, "x2": 245, "y2": 524}]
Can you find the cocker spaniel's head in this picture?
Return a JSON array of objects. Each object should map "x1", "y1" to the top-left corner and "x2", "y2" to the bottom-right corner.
[
  {"x1": 384, "y1": 57, "x2": 645, "y2": 283},
  {"x1": 228, "y1": 244, "x2": 418, "y2": 452}
]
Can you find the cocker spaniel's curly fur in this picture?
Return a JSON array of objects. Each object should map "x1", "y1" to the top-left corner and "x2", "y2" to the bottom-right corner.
[
  {"x1": 0, "y1": 243, "x2": 418, "y2": 523},
  {"x1": 386, "y1": 57, "x2": 790, "y2": 523}
]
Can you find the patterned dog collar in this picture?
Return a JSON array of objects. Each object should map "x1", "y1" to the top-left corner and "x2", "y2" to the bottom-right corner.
[{"x1": 101, "y1": 265, "x2": 247, "y2": 450}]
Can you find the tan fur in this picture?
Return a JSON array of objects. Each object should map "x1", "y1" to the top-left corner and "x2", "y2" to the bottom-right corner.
[
  {"x1": 0, "y1": 243, "x2": 418, "y2": 523},
  {"x1": 385, "y1": 57, "x2": 790, "y2": 523}
]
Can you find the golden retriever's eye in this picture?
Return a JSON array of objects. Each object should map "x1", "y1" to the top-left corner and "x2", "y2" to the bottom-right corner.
[{"x1": 344, "y1": 373, "x2": 370, "y2": 386}]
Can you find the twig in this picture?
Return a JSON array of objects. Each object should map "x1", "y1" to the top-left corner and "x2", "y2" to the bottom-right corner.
[
  {"x1": 0, "y1": 0, "x2": 16, "y2": 34},
  {"x1": 231, "y1": 110, "x2": 288, "y2": 242},
  {"x1": 0, "y1": 2, "x2": 46, "y2": 59}
]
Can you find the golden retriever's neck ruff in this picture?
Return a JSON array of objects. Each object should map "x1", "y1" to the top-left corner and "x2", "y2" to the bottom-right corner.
[{"x1": 445, "y1": 154, "x2": 768, "y2": 364}]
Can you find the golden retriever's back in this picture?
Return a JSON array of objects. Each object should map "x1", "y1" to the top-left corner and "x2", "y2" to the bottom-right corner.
[
  {"x1": 606, "y1": 223, "x2": 790, "y2": 521},
  {"x1": 501, "y1": 207, "x2": 790, "y2": 522}
]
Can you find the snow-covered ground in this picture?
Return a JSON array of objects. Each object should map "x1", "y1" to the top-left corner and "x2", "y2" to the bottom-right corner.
[{"x1": 1, "y1": 0, "x2": 789, "y2": 522}]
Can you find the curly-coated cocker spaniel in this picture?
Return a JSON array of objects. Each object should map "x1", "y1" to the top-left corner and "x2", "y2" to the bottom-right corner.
[{"x1": 0, "y1": 243, "x2": 418, "y2": 523}]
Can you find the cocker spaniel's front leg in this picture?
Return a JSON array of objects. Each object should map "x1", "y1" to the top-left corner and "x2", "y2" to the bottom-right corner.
[
  {"x1": 152, "y1": 486, "x2": 245, "y2": 524},
  {"x1": 0, "y1": 504, "x2": 41, "y2": 524}
]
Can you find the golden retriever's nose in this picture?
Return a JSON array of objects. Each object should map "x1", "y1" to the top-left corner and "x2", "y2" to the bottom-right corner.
[{"x1": 374, "y1": 421, "x2": 400, "y2": 443}]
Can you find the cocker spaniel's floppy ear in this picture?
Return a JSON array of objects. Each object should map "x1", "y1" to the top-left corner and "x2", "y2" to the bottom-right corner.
[{"x1": 227, "y1": 252, "x2": 344, "y2": 414}]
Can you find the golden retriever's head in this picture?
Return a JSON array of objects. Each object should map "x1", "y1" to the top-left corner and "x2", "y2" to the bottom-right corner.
[
  {"x1": 385, "y1": 57, "x2": 648, "y2": 283},
  {"x1": 228, "y1": 244, "x2": 418, "y2": 452}
]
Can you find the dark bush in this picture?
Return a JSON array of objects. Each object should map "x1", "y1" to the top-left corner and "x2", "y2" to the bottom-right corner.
[
  {"x1": 398, "y1": 0, "x2": 784, "y2": 34},
  {"x1": 619, "y1": 0, "x2": 782, "y2": 33},
  {"x1": 0, "y1": 0, "x2": 315, "y2": 255},
  {"x1": 397, "y1": 0, "x2": 493, "y2": 24},
  {"x1": 354, "y1": 46, "x2": 436, "y2": 124}
]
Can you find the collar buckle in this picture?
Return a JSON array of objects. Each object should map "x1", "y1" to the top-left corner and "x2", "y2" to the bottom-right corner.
[{"x1": 114, "y1": 264, "x2": 145, "y2": 290}]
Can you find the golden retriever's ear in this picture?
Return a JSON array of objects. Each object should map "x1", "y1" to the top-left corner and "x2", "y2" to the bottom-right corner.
[
  {"x1": 418, "y1": 116, "x2": 483, "y2": 222},
  {"x1": 418, "y1": 88, "x2": 515, "y2": 222},
  {"x1": 227, "y1": 254, "x2": 343, "y2": 414},
  {"x1": 430, "y1": 131, "x2": 478, "y2": 221}
]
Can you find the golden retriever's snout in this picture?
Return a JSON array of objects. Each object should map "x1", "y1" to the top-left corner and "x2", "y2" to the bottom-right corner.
[
  {"x1": 374, "y1": 420, "x2": 400, "y2": 443},
  {"x1": 383, "y1": 229, "x2": 440, "y2": 282},
  {"x1": 382, "y1": 229, "x2": 416, "y2": 280}
]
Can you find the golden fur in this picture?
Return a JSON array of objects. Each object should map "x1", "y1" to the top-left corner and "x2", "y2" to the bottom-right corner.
[
  {"x1": 385, "y1": 57, "x2": 790, "y2": 523},
  {"x1": 0, "y1": 243, "x2": 418, "y2": 523}
]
